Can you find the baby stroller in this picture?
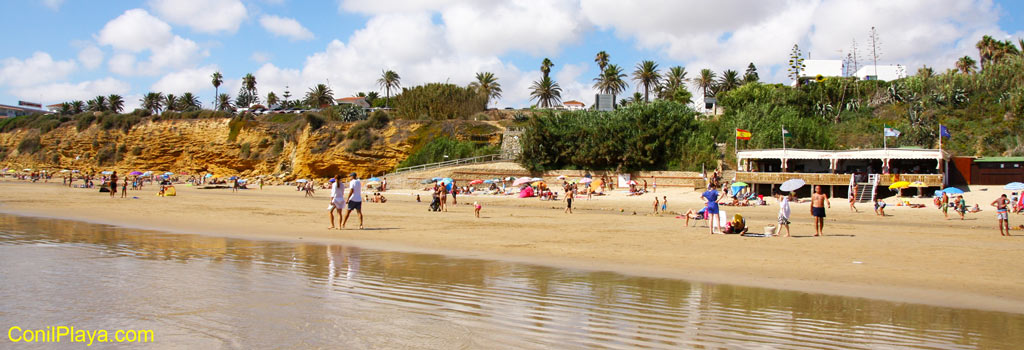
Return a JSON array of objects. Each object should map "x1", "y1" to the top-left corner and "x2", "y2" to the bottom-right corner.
[{"x1": 429, "y1": 195, "x2": 441, "y2": 212}]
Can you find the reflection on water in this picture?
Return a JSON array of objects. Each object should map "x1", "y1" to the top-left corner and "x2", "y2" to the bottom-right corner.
[{"x1": 1, "y1": 214, "x2": 1022, "y2": 349}]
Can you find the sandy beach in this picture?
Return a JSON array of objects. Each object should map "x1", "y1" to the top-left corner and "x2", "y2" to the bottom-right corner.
[{"x1": 2, "y1": 179, "x2": 1023, "y2": 313}]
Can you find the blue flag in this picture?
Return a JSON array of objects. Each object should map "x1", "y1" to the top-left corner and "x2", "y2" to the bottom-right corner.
[{"x1": 940, "y1": 125, "x2": 951, "y2": 138}]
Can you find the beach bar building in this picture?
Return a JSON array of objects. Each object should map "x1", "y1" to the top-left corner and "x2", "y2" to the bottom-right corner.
[{"x1": 735, "y1": 148, "x2": 949, "y2": 201}]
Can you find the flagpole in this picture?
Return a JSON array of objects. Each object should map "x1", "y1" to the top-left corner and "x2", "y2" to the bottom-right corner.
[
  {"x1": 782, "y1": 124, "x2": 786, "y2": 150},
  {"x1": 883, "y1": 125, "x2": 887, "y2": 149}
]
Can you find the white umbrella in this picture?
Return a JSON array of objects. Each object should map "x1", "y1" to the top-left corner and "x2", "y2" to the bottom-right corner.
[
  {"x1": 1005, "y1": 182, "x2": 1024, "y2": 191},
  {"x1": 579, "y1": 177, "x2": 593, "y2": 184},
  {"x1": 512, "y1": 178, "x2": 532, "y2": 186},
  {"x1": 556, "y1": 175, "x2": 566, "y2": 180},
  {"x1": 779, "y1": 179, "x2": 805, "y2": 192}
]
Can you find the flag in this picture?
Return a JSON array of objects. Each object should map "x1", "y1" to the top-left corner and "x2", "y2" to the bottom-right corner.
[
  {"x1": 883, "y1": 124, "x2": 901, "y2": 137},
  {"x1": 736, "y1": 128, "x2": 752, "y2": 140},
  {"x1": 782, "y1": 127, "x2": 792, "y2": 138},
  {"x1": 940, "y1": 125, "x2": 951, "y2": 138}
]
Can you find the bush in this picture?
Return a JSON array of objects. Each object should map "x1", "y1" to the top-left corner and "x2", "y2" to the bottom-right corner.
[
  {"x1": 227, "y1": 115, "x2": 246, "y2": 142},
  {"x1": 305, "y1": 113, "x2": 325, "y2": 132},
  {"x1": 367, "y1": 110, "x2": 391, "y2": 129},
  {"x1": 392, "y1": 83, "x2": 487, "y2": 120},
  {"x1": 94, "y1": 144, "x2": 122, "y2": 165},
  {"x1": 17, "y1": 135, "x2": 42, "y2": 154},
  {"x1": 345, "y1": 122, "x2": 376, "y2": 152},
  {"x1": 239, "y1": 142, "x2": 251, "y2": 159}
]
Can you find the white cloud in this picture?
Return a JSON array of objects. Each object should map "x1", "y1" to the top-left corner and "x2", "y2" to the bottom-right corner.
[
  {"x1": 553, "y1": 62, "x2": 594, "y2": 105},
  {"x1": 251, "y1": 51, "x2": 271, "y2": 63},
  {"x1": 96, "y1": 9, "x2": 207, "y2": 76},
  {"x1": 259, "y1": 15, "x2": 314, "y2": 41},
  {"x1": 41, "y1": 0, "x2": 64, "y2": 10},
  {"x1": 441, "y1": 0, "x2": 583, "y2": 56},
  {"x1": 0, "y1": 52, "x2": 77, "y2": 88},
  {"x1": 149, "y1": 0, "x2": 248, "y2": 34},
  {"x1": 150, "y1": 65, "x2": 219, "y2": 95},
  {"x1": 11, "y1": 78, "x2": 130, "y2": 103},
  {"x1": 77, "y1": 46, "x2": 104, "y2": 70}
]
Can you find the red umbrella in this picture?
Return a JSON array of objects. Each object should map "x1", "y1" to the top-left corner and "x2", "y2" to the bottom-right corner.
[{"x1": 468, "y1": 179, "x2": 484, "y2": 185}]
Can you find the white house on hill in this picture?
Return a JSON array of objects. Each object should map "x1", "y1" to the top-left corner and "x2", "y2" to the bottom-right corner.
[
  {"x1": 801, "y1": 59, "x2": 845, "y2": 79},
  {"x1": 854, "y1": 65, "x2": 907, "y2": 81}
]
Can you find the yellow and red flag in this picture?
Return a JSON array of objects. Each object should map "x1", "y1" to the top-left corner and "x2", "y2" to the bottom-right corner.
[{"x1": 735, "y1": 128, "x2": 752, "y2": 140}]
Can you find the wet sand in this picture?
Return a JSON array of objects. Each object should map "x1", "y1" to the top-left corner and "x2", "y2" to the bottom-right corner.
[{"x1": 2, "y1": 180, "x2": 1023, "y2": 313}]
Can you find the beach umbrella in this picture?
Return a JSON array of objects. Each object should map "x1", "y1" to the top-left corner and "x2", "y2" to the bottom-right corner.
[
  {"x1": 941, "y1": 187, "x2": 965, "y2": 195},
  {"x1": 101, "y1": 171, "x2": 113, "y2": 175},
  {"x1": 505, "y1": 176, "x2": 516, "y2": 181},
  {"x1": 579, "y1": 177, "x2": 593, "y2": 184},
  {"x1": 556, "y1": 175, "x2": 566, "y2": 180},
  {"x1": 228, "y1": 176, "x2": 238, "y2": 180},
  {"x1": 531, "y1": 177, "x2": 543, "y2": 182},
  {"x1": 23, "y1": 168, "x2": 31, "y2": 171},
  {"x1": 164, "y1": 172, "x2": 174, "y2": 176},
  {"x1": 469, "y1": 179, "x2": 484, "y2": 185},
  {"x1": 365, "y1": 180, "x2": 381, "y2": 187},
  {"x1": 512, "y1": 177, "x2": 532, "y2": 186},
  {"x1": 59, "y1": 169, "x2": 70, "y2": 173},
  {"x1": 431, "y1": 177, "x2": 443, "y2": 181},
  {"x1": 1005, "y1": 182, "x2": 1024, "y2": 191},
  {"x1": 204, "y1": 173, "x2": 213, "y2": 178},
  {"x1": 441, "y1": 177, "x2": 453, "y2": 184},
  {"x1": 296, "y1": 179, "x2": 308, "y2": 183},
  {"x1": 732, "y1": 181, "x2": 749, "y2": 187},
  {"x1": 142, "y1": 171, "x2": 153, "y2": 176},
  {"x1": 483, "y1": 179, "x2": 494, "y2": 184},
  {"x1": 420, "y1": 179, "x2": 434, "y2": 184},
  {"x1": 367, "y1": 177, "x2": 381, "y2": 182},
  {"x1": 129, "y1": 171, "x2": 143, "y2": 176},
  {"x1": 888, "y1": 181, "x2": 911, "y2": 190},
  {"x1": 779, "y1": 179, "x2": 805, "y2": 192}
]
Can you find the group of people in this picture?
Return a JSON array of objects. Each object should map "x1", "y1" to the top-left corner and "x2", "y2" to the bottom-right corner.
[{"x1": 686, "y1": 184, "x2": 831, "y2": 237}]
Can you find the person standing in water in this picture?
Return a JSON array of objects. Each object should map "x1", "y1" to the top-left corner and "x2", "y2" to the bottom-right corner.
[
  {"x1": 992, "y1": 194, "x2": 1011, "y2": 236},
  {"x1": 811, "y1": 185, "x2": 831, "y2": 236},
  {"x1": 342, "y1": 173, "x2": 363, "y2": 229}
]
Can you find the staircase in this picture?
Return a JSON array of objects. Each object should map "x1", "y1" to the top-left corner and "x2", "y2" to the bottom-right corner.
[{"x1": 851, "y1": 174, "x2": 879, "y2": 203}]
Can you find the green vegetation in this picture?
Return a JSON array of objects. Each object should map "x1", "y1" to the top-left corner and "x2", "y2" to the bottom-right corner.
[
  {"x1": 392, "y1": 83, "x2": 487, "y2": 120},
  {"x1": 397, "y1": 136, "x2": 499, "y2": 168},
  {"x1": 17, "y1": 134, "x2": 42, "y2": 154}
]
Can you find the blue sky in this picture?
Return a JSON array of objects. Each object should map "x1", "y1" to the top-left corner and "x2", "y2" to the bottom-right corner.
[{"x1": 1, "y1": 0, "x2": 1021, "y2": 110}]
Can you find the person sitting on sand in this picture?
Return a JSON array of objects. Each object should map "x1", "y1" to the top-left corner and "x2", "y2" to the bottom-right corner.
[
  {"x1": 969, "y1": 204, "x2": 982, "y2": 213},
  {"x1": 682, "y1": 207, "x2": 707, "y2": 227},
  {"x1": 724, "y1": 214, "x2": 748, "y2": 234},
  {"x1": 874, "y1": 198, "x2": 886, "y2": 216}
]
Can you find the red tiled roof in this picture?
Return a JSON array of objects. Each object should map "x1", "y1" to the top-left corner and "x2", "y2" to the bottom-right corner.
[
  {"x1": 563, "y1": 100, "x2": 584, "y2": 106},
  {"x1": 336, "y1": 97, "x2": 365, "y2": 102}
]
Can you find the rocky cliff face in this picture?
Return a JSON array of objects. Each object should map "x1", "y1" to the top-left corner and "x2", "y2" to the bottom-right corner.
[{"x1": 0, "y1": 118, "x2": 446, "y2": 180}]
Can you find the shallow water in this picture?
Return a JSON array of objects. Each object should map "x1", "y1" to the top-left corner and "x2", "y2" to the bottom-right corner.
[{"x1": 0, "y1": 214, "x2": 1021, "y2": 349}]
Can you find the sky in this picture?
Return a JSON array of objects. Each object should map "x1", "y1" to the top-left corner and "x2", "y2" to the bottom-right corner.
[{"x1": 1, "y1": 0, "x2": 1022, "y2": 111}]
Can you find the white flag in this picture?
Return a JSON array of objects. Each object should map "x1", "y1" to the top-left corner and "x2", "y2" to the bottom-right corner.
[{"x1": 884, "y1": 127, "x2": 901, "y2": 137}]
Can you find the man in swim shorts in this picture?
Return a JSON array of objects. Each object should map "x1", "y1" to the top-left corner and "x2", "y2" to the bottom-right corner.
[
  {"x1": 342, "y1": 173, "x2": 363, "y2": 229},
  {"x1": 811, "y1": 185, "x2": 830, "y2": 236},
  {"x1": 992, "y1": 194, "x2": 1011, "y2": 236}
]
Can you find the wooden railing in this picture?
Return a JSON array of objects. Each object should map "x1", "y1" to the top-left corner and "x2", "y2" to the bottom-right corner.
[
  {"x1": 735, "y1": 172, "x2": 943, "y2": 187},
  {"x1": 386, "y1": 154, "x2": 505, "y2": 176}
]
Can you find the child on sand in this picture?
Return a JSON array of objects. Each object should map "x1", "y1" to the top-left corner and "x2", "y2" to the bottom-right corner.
[
  {"x1": 661, "y1": 196, "x2": 667, "y2": 212},
  {"x1": 653, "y1": 197, "x2": 660, "y2": 213},
  {"x1": 121, "y1": 178, "x2": 127, "y2": 198},
  {"x1": 874, "y1": 198, "x2": 886, "y2": 216},
  {"x1": 474, "y1": 201, "x2": 481, "y2": 218}
]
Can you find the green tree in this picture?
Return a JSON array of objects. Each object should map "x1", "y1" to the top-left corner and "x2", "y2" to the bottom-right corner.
[
  {"x1": 658, "y1": 66, "x2": 688, "y2": 100},
  {"x1": 956, "y1": 56, "x2": 977, "y2": 74},
  {"x1": 694, "y1": 68, "x2": 717, "y2": 98},
  {"x1": 242, "y1": 73, "x2": 257, "y2": 96},
  {"x1": 743, "y1": 63, "x2": 759, "y2": 84},
  {"x1": 593, "y1": 64, "x2": 628, "y2": 105},
  {"x1": 107, "y1": 94, "x2": 124, "y2": 113},
  {"x1": 718, "y1": 69, "x2": 741, "y2": 93},
  {"x1": 632, "y1": 60, "x2": 661, "y2": 103},
  {"x1": 529, "y1": 76, "x2": 562, "y2": 108},
  {"x1": 469, "y1": 72, "x2": 502, "y2": 106},
  {"x1": 366, "y1": 91, "x2": 380, "y2": 106},
  {"x1": 141, "y1": 92, "x2": 164, "y2": 114},
  {"x1": 266, "y1": 92, "x2": 279, "y2": 108},
  {"x1": 377, "y1": 70, "x2": 401, "y2": 108},
  {"x1": 216, "y1": 93, "x2": 233, "y2": 112},
  {"x1": 540, "y1": 58, "x2": 554, "y2": 79},
  {"x1": 787, "y1": 44, "x2": 807, "y2": 86},
  {"x1": 594, "y1": 51, "x2": 609, "y2": 72},
  {"x1": 88, "y1": 95, "x2": 107, "y2": 112},
  {"x1": 391, "y1": 83, "x2": 486, "y2": 120},
  {"x1": 70, "y1": 100, "x2": 84, "y2": 114},
  {"x1": 180, "y1": 92, "x2": 201, "y2": 111},
  {"x1": 211, "y1": 71, "x2": 223, "y2": 107},
  {"x1": 164, "y1": 94, "x2": 178, "y2": 112},
  {"x1": 305, "y1": 83, "x2": 335, "y2": 108}
]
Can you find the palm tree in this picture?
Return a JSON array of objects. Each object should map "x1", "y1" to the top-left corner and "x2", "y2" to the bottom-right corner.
[
  {"x1": 242, "y1": 73, "x2": 257, "y2": 98},
  {"x1": 265, "y1": 92, "x2": 279, "y2": 108},
  {"x1": 141, "y1": 92, "x2": 164, "y2": 114},
  {"x1": 216, "y1": 93, "x2": 233, "y2": 112},
  {"x1": 305, "y1": 83, "x2": 334, "y2": 108},
  {"x1": 718, "y1": 70, "x2": 741, "y2": 93},
  {"x1": 694, "y1": 69, "x2": 717, "y2": 98},
  {"x1": 658, "y1": 66, "x2": 688, "y2": 99},
  {"x1": 377, "y1": 70, "x2": 401, "y2": 108},
  {"x1": 88, "y1": 96, "x2": 107, "y2": 112},
  {"x1": 211, "y1": 71, "x2": 223, "y2": 107},
  {"x1": 916, "y1": 66, "x2": 934, "y2": 79},
  {"x1": 594, "y1": 51, "x2": 609, "y2": 72},
  {"x1": 366, "y1": 91, "x2": 380, "y2": 106},
  {"x1": 164, "y1": 94, "x2": 178, "y2": 112},
  {"x1": 59, "y1": 102, "x2": 73, "y2": 115},
  {"x1": 529, "y1": 76, "x2": 562, "y2": 108},
  {"x1": 629, "y1": 92, "x2": 644, "y2": 104},
  {"x1": 180, "y1": 92, "x2": 201, "y2": 111},
  {"x1": 70, "y1": 100, "x2": 84, "y2": 114},
  {"x1": 955, "y1": 56, "x2": 977, "y2": 74},
  {"x1": 632, "y1": 60, "x2": 661, "y2": 103},
  {"x1": 592, "y1": 64, "x2": 628, "y2": 106},
  {"x1": 107, "y1": 94, "x2": 124, "y2": 113},
  {"x1": 469, "y1": 72, "x2": 502, "y2": 106},
  {"x1": 540, "y1": 58, "x2": 554, "y2": 80}
]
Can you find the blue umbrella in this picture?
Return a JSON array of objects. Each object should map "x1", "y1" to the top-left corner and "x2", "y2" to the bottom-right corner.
[
  {"x1": 1005, "y1": 182, "x2": 1024, "y2": 191},
  {"x1": 483, "y1": 179, "x2": 494, "y2": 184},
  {"x1": 164, "y1": 172, "x2": 174, "y2": 175},
  {"x1": 367, "y1": 177, "x2": 381, "y2": 182},
  {"x1": 431, "y1": 177, "x2": 442, "y2": 181},
  {"x1": 441, "y1": 177, "x2": 453, "y2": 184},
  {"x1": 941, "y1": 187, "x2": 965, "y2": 195},
  {"x1": 229, "y1": 176, "x2": 238, "y2": 180},
  {"x1": 101, "y1": 171, "x2": 113, "y2": 175},
  {"x1": 204, "y1": 173, "x2": 214, "y2": 178}
]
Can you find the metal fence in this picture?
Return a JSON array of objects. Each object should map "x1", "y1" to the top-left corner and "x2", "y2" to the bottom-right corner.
[{"x1": 386, "y1": 154, "x2": 506, "y2": 176}]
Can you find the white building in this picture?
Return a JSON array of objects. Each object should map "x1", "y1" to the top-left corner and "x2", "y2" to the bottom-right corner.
[
  {"x1": 854, "y1": 65, "x2": 907, "y2": 81},
  {"x1": 801, "y1": 59, "x2": 845, "y2": 79}
]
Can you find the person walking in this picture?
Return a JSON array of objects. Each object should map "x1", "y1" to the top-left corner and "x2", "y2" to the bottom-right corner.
[
  {"x1": 565, "y1": 184, "x2": 576, "y2": 214},
  {"x1": 992, "y1": 194, "x2": 1011, "y2": 236},
  {"x1": 811, "y1": 185, "x2": 831, "y2": 236},
  {"x1": 328, "y1": 175, "x2": 345, "y2": 229},
  {"x1": 849, "y1": 184, "x2": 858, "y2": 212},
  {"x1": 776, "y1": 191, "x2": 793, "y2": 237},
  {"x1": 341, "y1": 173, "x2": 363, "y2": 229}
]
